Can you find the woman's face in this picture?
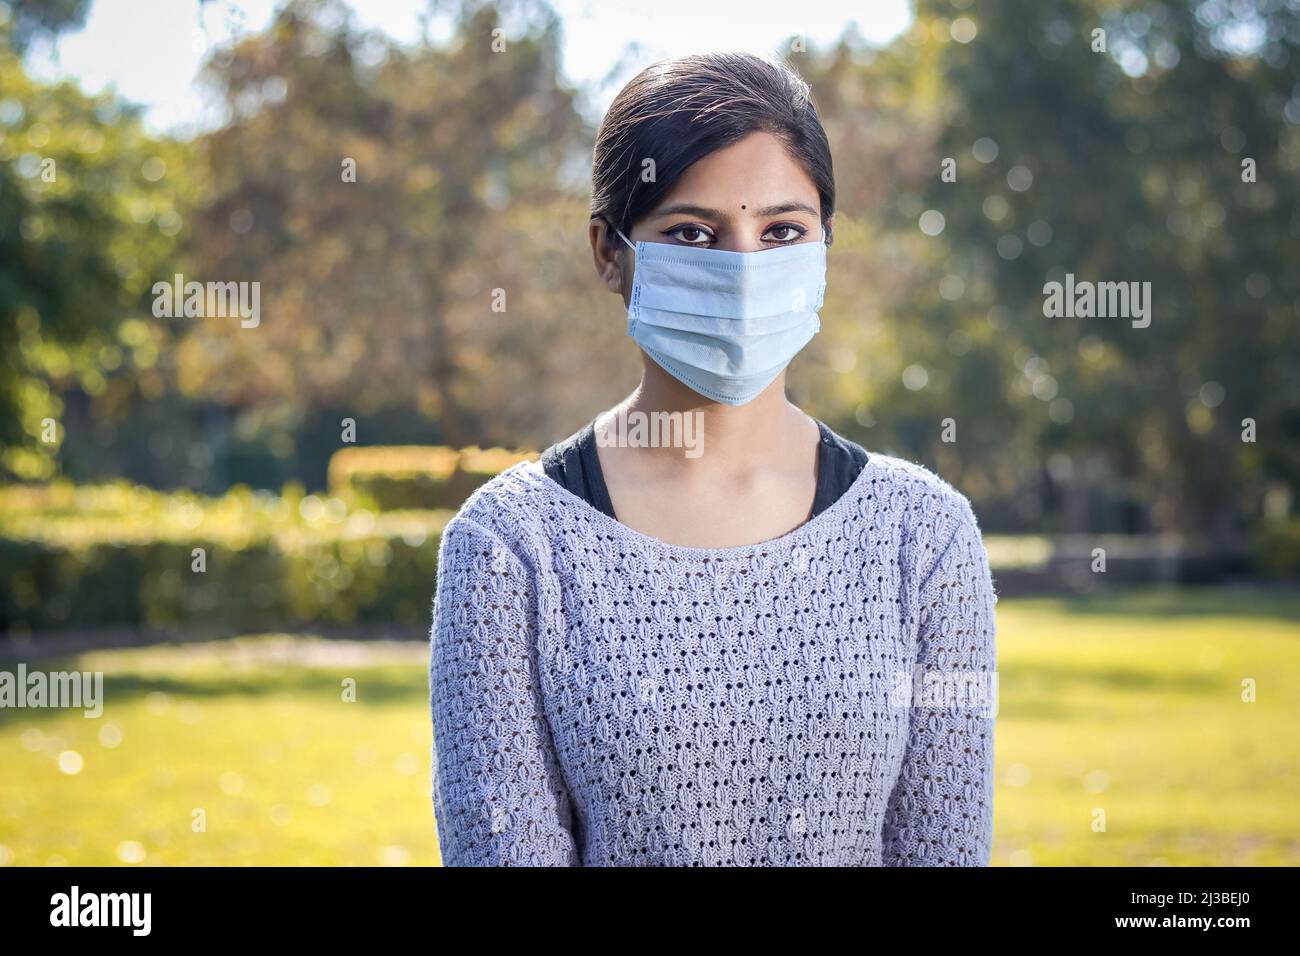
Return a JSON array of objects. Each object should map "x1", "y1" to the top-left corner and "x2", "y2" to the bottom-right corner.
[{"x1": 593, "y1": 130, "x2": 829, "y2": 302}]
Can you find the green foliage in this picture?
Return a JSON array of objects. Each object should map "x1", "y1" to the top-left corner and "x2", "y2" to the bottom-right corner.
[
  {"x1": 0, "y1": 441, "x2": 536, "y2": 631},
  {"x1": 327, "y1": 445, "x2": 460, "y2": 511},
  {"x1": 0, "y1": 480, "x2": 451, "y2": 633},
  {"x1": 326, "y1": 444, "x2": 536, "y2": 510},
  {"x1": 1252, "y1": 517, "x2": 1300, "y2": 577},
  {"x1": 0, "y1": 23, "x2": 192, "y2": 480},
  {"x1": 183, "y1": 0, "x2": 594, "y2": 448},
  {"x1": 0, "y1": 437, "x2": 520, "y2": 633},
  {"x1": 893, "y1": 0, "x2": 1300, "y2": 535}
]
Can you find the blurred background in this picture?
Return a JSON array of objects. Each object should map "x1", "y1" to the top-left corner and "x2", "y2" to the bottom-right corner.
[{"x1": 1, "y1": 0, "x2": 1298, "y2": 866}]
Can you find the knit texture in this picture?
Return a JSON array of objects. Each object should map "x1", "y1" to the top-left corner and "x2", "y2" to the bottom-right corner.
[{"x1": 429, "y1": 452, "x2": 997, "y2": 866}]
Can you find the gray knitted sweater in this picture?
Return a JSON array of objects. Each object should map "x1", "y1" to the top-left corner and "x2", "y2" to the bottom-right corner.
[{"x1": 429, "y1": 453, "x2": 997, "y2": 866}]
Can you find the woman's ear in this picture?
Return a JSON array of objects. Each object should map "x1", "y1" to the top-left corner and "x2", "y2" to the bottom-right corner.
[
  {"x1": 605, "y1": 259, "x2": 624, "y2": 295},
  {"x1": 589, "y1": 218, "x2": 625, "y2": 294}
]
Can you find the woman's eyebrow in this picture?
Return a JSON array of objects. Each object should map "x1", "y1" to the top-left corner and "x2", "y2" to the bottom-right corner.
[
  {"x1": 651, "y1": 200, "x2": 819, "y2": 220},
  {"x1": 754, "y1": 201, "x2": 819, "y2": 217},
  {"x1": 651, "y1": 203, "x2": 730, "y2": 221}
]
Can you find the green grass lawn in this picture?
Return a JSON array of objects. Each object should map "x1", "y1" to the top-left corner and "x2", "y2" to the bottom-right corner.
[
  {"x1": 992, "y1": 586, "x2": 1300, "y2": 866},
  {"x1": 1, "y1": 585, "x2": 1297, "y2": 866}
]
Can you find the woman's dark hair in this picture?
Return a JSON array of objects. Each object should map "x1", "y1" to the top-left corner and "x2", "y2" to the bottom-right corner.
[{"x1": 591, "y1": 52, "x2": 836, "y2": 246}]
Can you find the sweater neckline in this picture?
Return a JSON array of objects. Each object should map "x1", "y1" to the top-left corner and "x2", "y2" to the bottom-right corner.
[{"x1": 512, "y1": 450, "x2": 877, "y2": 561}]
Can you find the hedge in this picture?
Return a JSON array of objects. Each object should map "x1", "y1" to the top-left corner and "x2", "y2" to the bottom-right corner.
[
  {"x1": 1, "y1": 445, "x2": 543, "y2": 636},
  {"x1": 0, "y1": 480, "x2": 452, "y2": 635},
  {"x1": 327, "y1": 445, "x2": 536, "y2": 511},
  {"x1": 5, "y1": 467, "x2": 1292, "y2": 637},
  {"x1": 1253, "y1": 518, "x2": 1300, "y2": 577}
]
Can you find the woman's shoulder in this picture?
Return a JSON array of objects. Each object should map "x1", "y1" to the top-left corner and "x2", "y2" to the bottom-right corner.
[
  {"x1": 852, "y1": 448, "x2": 982, "y2": 540},
  {"x1": 847, "y1": 451, "x2": 988, "y2": 594},
  {"x1": 440, "y1": 459, "x2": 556, "y2": 556}
]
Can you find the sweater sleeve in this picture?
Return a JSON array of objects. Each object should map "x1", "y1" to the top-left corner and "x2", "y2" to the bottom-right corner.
[
  {"x1": 881, "y1": 497, "x2": 997, "y2": 866},
  {"x1": 429, "y1": 515, "x2": 580, "y2": 866}
]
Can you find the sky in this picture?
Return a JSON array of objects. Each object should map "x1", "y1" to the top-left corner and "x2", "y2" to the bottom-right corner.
[{"x1": 23, "y1": 0, "x2": 913, "y2": 135}]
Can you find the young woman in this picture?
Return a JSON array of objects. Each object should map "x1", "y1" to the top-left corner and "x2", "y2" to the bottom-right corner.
[{"x1": 429, "y1": 52, "x2": 998, "y2": 866}]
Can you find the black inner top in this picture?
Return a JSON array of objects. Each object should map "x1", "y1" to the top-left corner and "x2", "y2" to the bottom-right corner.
[{"x1": 539, "y1": 417, "x2": 869, "y2": 521}]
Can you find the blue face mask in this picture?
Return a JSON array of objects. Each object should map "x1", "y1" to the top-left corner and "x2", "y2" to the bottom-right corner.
[{"x1": 615, "y1": 227, "x2": 827, "y2": 406}]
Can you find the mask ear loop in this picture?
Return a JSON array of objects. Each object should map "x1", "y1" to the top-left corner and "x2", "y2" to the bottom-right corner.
[{"x1": 612, "y1": 225, "x2": 640, "y2": 318}]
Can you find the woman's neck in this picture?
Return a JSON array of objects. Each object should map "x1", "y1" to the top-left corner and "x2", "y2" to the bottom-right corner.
[{"x1": 595, "y1": 361, "x2": 819, "y2": 483}]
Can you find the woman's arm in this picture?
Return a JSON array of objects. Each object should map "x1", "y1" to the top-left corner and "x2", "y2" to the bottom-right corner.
[
  {"x1": 429, "y1": 515, "x2": 580, "y2": 866},
  {"x1": 882, "y1": 496, "x2": 997, "y2": 866}
]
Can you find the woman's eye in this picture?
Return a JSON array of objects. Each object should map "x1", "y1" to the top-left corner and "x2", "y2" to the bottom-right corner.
[
  {"x1": 668, "y1": 225, "x2": 713, "y2": 245},
  {"x1": 764, "y1": 224, "x2": 806, "y2": 243}
]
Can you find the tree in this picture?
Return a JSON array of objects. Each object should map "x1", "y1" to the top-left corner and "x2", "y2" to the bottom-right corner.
[
  {"x1": 800, "y1": 0, "x2": 1299, "y2": 537},
  {"x1": 184, "y1": 0, "x2": 595, "y2": 450},
  {"x1": 0, "y1": 19, "x2": 191, "y2": 480}
]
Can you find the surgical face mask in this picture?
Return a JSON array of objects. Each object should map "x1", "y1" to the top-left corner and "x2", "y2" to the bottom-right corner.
[{"x1": 614, "y1": 226, "x2": 827, "y2": 406}]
